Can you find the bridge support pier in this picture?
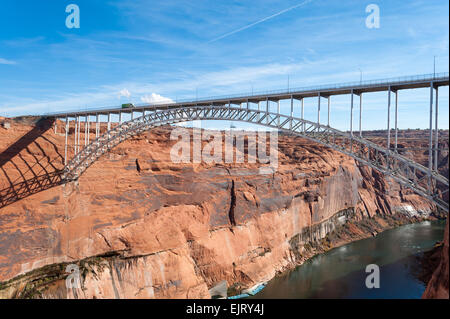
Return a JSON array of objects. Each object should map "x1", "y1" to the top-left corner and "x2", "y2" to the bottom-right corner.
[
  {"x1": 107, "y1": 113, "x2": 111, "y2": 139},
  {"x1": 64, "y1": 117, "x2": 68, "y2": 166},
  {"x1": 87, "y1": 116, "x2": 90, "y2": 145},
  {"x1": 359, "y1": 93, "x2": 362, "y2": 137},
  {"x1": 350, "y1": 89, "x2": 354, "y2": 151},
  {"x1": 257, "y1": 101, "x2": 260, "y2": 121},
  {"x1": 247, "y1": 99, "x2": 250, "y2": 121},
  {"x1": 78, "y1": 115, "x2": 81, "y2": 153},
  {"x1": 350, "y1": 89, "x2": 354, "y2": 136},
  {"x1": 387, "y1": 86, "x2": 391, "y2": 150},
  {"x1": 74, "y1": 116, "x2": 77, "y2": 155},
  {"x1": 266, "y1": 98, "x2": 269, "y2": 125},
  {"x1": 327, "y1": 96, "x2": 330, "y2": 127},
  {"x1": 74, "y1": 116, "x2": 78, "y2": 154},
  {"x1": 277, "y1": 100, "x2": 280, "y2": 126},
  {"x1": 434, "y1": 87, "x2": 439, "y2": 171},
  {"x1": 290, "y1": 95, "x2": 294, "y2": 130},
  {"x1": 301, "y1": 98, "x2": 304, "y2": 132},
  {"x1": 394, "y1": 91, "x2": 398, "y2": 152},
  {"x1": 428, "y1": 82, "x2": 434, "y2": 179},
  {"x1": 84, "y1": 116, "x2": 87, "y2": 146},
  {"x1": 95, "y1": 114, "x2": 99, "y2": 139},
  {"x1": 317, "y1": 93, "x2": 321, "y2": 132}
]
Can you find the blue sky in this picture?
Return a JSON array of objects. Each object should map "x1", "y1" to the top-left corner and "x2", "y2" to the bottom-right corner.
[{"x1": 0, "y1": 0, "x2": 448, "y2": 131}]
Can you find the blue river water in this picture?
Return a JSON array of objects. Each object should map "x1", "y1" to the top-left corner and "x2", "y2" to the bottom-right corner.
[{"x1": 251, "y1": 220, "x2": 446, "y2": 299}]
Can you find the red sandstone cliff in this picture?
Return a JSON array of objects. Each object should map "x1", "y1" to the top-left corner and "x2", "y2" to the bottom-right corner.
[
  {"x1": 422, "y1": 216, "x2": 449, "y2": 299},
  {"x1": 0, "y1": 118, "x2": 447, "y2": 298}
]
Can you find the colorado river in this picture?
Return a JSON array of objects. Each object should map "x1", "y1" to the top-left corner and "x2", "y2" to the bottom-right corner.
[{"x1": 252, "y1": 220, "x2": 446, "y2": 299}]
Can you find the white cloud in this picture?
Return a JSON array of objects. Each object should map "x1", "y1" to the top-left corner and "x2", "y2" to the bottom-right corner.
[
  {"x1": 3, "y1": 36, "x2": 45, "y2": 47},
  {"x1": 0, "y1": 58, "x2": 16, "y2": 65},
  {"x1": 140, "y1": 93, "x2": 174, "y2": 104},
  {"x1": 118, "y1": 88, "x2": 131, "y2": 98}
]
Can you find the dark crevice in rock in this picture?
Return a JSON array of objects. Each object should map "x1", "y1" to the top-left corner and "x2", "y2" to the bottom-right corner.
[
  {"x1": 135, "y1": 158, "x2": 141, "y2": 173},
  {"x1": 228, "y1": 180, "x2": 236, "y2": 227}
]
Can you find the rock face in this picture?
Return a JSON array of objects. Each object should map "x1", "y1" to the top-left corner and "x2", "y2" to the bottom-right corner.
[
  {"x1": 422, "y1": 216, "x2": 449, "y2": 299},
  {"x1": 0, "y1": 119, "x2": 446, "y2": 299}
]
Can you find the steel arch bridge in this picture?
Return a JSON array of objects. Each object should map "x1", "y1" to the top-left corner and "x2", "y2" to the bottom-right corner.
[{"x1": 62, "y1": 105, "x2": 449, "y2": 212}]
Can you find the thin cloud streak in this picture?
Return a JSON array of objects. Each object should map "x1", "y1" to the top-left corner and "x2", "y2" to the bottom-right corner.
[
  {"x1": 0, "y1": 58, "x2": 16, "y2": 65},
  {"x1": 208, "y1": 0, "x2": 314, "y2": 43}
]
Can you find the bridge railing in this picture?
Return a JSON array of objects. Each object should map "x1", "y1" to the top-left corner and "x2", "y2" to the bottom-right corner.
[
  {"x1": 178, "y1": 72, "x2": 449, "y2": 101},
  {"x1": 45, "y1": 72, "x2": 449, "y2": 117}
]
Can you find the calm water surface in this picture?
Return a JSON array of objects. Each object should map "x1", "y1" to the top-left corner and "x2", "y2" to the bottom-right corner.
[{"x1": 252, "y1": 220, "x2": 446, "y2": 299}]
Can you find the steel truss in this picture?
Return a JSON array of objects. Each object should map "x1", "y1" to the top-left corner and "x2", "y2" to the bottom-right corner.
[{"x1": 63, "y1": 105, "x2": 449, "y2": 211}]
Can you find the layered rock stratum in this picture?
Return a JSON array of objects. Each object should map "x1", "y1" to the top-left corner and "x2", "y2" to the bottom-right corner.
[{"x1": 0, "y1": 117, "x2": 447, "y2": 298}]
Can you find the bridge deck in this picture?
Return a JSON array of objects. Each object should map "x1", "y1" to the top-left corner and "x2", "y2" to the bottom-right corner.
[{"x1": 49, "y1": 73, "x2": 449, "y2": 119}]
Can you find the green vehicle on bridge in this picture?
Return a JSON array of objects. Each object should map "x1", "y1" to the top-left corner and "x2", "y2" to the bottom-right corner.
[{"x1": 121, "y1": 103, "x2": 135, "y2": 109}]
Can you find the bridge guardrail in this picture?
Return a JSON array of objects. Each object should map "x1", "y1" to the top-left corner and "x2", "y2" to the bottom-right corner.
[{"x1": 44, "y1": 72, "x2": 449, "y2": 117}]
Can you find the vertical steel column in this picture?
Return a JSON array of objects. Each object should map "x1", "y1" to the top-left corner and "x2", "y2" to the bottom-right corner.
[
  {"x1": 387, "y1": 86, "x2": 391, "y2": 150},
  {"x1": 428, "y1": 82, "x2": 434, "y2": 176},
  {"x1": 266, "y1": 97, "x2": 269, "y2": 124},
  {"x1": 247, "y1": 99, "x2": 249, "y2": 121},
  {"x1": 317, "y1": 92, "x2": 321, "y2": 132},
  {"x1": 350, "y1": 89, "x2": 354, "y2": 136},
  {"x1": 107, "y1": 113, "x2": 111, "y2": 140},
  {"x1": 64, "y1": 117, "x2": 68, "y2": 166},
  {"x1": 96, "y1": 114, "x2": 99, "y2": 139},
  {"x1": 54, "y1": 119, "x2": 57, "y2": 134},
  {"x1": 277, "y1": 100, "x2": 280, "y2": 126},
  {"x1": 74, "y1": 116, "x2": 78, "y2": 154},
  {"x1": 84, "y1": 115, "x2": 87, "y2": 146},
  {"x1": 257, "y1": 101, "x2": 260, "y2": 121},
  {"x1": 359, "y1": 93, "x2": 362, "y2": 137},
  {"x1": 301, "y1": 98, "x2": 304, "y2": 132},
  {"x1": 77, "y1": 115, "x2": 81, "y2": 153},
  {"x1": 394, "y1": 91, "x2": 398, "y2": 152},
  {"x1": 131, "y1": 111, "x2": 134, "y2": 121},
  {"x1": 119, "y1": 111, "x2": 122, "y2": 124},
  {"x1": 434, "y1": 87, "x2": 439, "y2": 171},
  {"x1": 87, "y1": 116, "x2": 90, "y2": 144},
  {"x1": 290, "y1": 95, "x2": 294, "y2": 130},
  {"x1": 327, "y1": 96, "x2": 330, "y2": 127}
]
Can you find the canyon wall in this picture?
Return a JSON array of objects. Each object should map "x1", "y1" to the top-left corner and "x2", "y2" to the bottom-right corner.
[
  {"x1": 0, "y1": 118, "x2": 444, "y2": 298},
  {"x1": 422, "y1": 216, "x2": 449, "y2": 299}
]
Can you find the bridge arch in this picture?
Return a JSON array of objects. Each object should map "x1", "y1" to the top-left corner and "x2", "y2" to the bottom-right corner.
[{"x1": 63, "y1": 105, "x2": 449, "y2": 211}]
